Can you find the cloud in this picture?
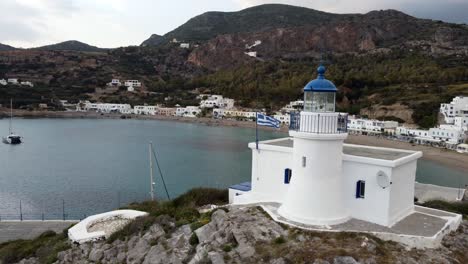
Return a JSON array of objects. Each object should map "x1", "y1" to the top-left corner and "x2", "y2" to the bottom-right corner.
[{"x1": 0, "y1": 0, "x2": 466, "y2": 49}]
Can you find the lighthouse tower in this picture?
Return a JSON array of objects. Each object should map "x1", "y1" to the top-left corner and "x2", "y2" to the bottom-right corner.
[{"x1": 278, "y1": 65, "x2": 350, "y2": 225}]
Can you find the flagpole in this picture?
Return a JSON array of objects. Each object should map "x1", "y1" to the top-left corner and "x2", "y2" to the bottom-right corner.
[{"x1": 256, "y1": 112, "x2": 259, "y2": 150}]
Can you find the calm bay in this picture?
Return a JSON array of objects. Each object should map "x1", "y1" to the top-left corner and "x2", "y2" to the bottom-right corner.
[{"x1": 0, "y1": 118, "x2": 466, "y2": 219}]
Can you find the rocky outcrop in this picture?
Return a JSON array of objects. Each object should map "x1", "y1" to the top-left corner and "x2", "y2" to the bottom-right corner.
[{"x1": 14, "y1": 207, "x2": 463, "y2": 264}]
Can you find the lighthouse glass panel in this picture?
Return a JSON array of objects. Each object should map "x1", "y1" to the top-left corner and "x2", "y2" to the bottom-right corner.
[{"x1": 304, "y1": 91, "x2": 335, "y2": 112}]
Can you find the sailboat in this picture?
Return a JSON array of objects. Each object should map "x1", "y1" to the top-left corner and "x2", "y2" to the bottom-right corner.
[{"x1": 2, "y1": 99, "x2": 22, "y2": 145}]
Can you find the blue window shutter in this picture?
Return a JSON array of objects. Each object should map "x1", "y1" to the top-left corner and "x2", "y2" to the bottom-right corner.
[
  {"x1": 355, "y1": 181, "x2": 361, "y2": 198},
  {"x1": 356, "y1": 181, "x2": 365, "y2": 199},
  {"x1": 284, "y1": 169, "x2": 289, "y2": 184}
]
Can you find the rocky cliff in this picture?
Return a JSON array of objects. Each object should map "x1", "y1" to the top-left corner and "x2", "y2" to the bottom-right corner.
[{"x1": 13, "y1": 207, "x2": 468, "y2": 264}]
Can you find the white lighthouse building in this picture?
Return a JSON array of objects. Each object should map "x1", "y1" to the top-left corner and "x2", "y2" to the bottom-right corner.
[{"x1": 229, "y1": 65, "x2": 461, "y2": 248}]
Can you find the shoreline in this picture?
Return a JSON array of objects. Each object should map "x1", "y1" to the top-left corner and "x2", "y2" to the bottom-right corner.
[
  {"x1": 2, "y1": 110, "x2": 467, "y2": 172},
  {"x1": 0, "y1": 109, "x2": 289, "y2": 132}
]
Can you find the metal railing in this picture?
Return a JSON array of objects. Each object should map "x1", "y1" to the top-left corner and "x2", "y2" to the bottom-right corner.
[
  {"x1": 0, "y1": 191, "x2": 152, "y2": 221},
  {"x1": 290, "y1": 112, "x2": 348, "y2": 134}
]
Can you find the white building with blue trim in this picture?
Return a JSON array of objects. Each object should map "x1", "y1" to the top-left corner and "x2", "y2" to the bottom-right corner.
[{"x1": 229, "y1": 65, "x2": 461, "y2": 248}]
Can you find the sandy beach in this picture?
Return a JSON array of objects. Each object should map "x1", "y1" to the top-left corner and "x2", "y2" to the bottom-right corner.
[
  {"x1": 345, "y1": 134, "x2": 468, "y2": 173},
  {"x1": 2, "y1": 109, "x2": 467, "y2": 172}
]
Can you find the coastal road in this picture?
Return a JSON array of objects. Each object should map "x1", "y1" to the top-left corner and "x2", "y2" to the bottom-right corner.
[{"x1": 0, "y1": 221, "x2": 77, "y2": 243}]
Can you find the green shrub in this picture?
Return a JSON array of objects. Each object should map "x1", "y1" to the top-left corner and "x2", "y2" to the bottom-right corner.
[
  {"x1": 222, "y1": 244, "x2": 233, "y2": 252},
  {"x1": 172, "y1": 188, "x2": 228, "y2": 207},
  {"x1": 273, "y1": 236, "x2": 286, "y2": 245},
  {"x1": 0, "y1": 229, "x2": 71, "y2": 264},
  {"x1": 189, "y1": 233, "x2": 199, "y2": 246}
]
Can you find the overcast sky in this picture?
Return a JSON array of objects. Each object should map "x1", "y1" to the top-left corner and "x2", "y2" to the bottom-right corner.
[{"x1": 1, "y1": 0, "x2": 467, "y2": 49}]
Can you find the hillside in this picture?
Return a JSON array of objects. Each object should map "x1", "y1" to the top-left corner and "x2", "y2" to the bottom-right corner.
[
  {"x1": 141, "y1": 34, "x2": 165, "y2": 46},
  {"x1": 1, "y1": 4, "x2": 468, "y2": 127},
  {"x1": 0, "y1": 43, "x2": 16, "y2": 51},
  {"x1": 33, "y1": 40, "x2": 106, "y2": 52}
]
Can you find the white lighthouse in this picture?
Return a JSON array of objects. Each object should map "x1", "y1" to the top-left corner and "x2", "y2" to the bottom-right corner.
[
  {"x1": 277, "y1": 65, "x2": 350, "y2": 225},
  {"x1": 228, "y1": 64, "x2": 461, "y2": 248}
]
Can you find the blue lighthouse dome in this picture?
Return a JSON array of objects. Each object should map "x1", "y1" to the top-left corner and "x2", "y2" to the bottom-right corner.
[{"x1": 304, "y1": 65, "x2": 337, "y2": 92}]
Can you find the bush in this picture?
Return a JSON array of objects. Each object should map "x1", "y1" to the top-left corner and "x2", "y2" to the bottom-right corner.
[
  {"x1": 222, "y1": 244, "x2": 233, "y2": 252},
  {"x1": 172, "y1": 188, "x2": 228, "y2": 207},
  {"x1": 273, "y1": 236, "x2": 286, "y2": 245},
  {"x1": 189, "y1": 233, "x2": 199, "y2": 246},
  {"x1": 0, "y1": 228, "x2": 71, "y2": 264},
  {"x1": 110, "y1": 188, "x2": 228, "y2": 243}
]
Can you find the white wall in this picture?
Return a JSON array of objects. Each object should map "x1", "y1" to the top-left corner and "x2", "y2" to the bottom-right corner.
[
  {"x1": 250, "y1": 146, "x2": 292, "y2": 203},
  {"x1": 387, "y1": 161, "x2": 417, "y2": 226},
  {"x1": 343, "y1": 161, "x2": 391, "y2": 226}
]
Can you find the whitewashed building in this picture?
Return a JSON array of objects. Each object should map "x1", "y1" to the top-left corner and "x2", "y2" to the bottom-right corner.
[
  {"x1": 200, "y1": 95, "x2": 235, "y2": 109},
  {"x1": 108, "y1": 79, "x2": 122, "y2": 87},
  {"x1": 213, "y1": 109, "x2": 257, "y2": 119},
  {"x1": 176, "y1": 106, "x2": 201, "y2": 118},
  {"x1": 281, "y1": 100, "x2": 304, "y2": 113},
  {"x1": 7, "y1": 78, "x2": 18, "y2": 85},
  {"x1": 274, "y1": 114, "x2": 290, "y2": 125},
  {"x1": 20, "y1": 81, "x2": 34, "y2": 87},
  {"x1": 348, "y1": 118, "x2": 398, "y2": 135},
  {"x1": 454, "y1": 116, "x2": 468, "y2": 131},
  {"x1": 229, "y1": 65, "x2": 461, "y2": 247},
  {"x1": 134, "y1": 105, "x2": 158, "y2": 115},
  {"x1": 0, "y1": 79, "x2": 7, "y2": 85},
  {"x1": 440, "y1": 96, "x2": 468, "y2": 124},
  {"x1": 77, "y1": 101, "x2": 131, "y2": 114},
  {"x1": 180, "y1": 43, "x2": 190, "y2": 49},
  {"x1": 124, "y1": 80, "x2": 142, "y2": 88},
  {"x1": 429, "y1": 125, "x2": 466, "y2": 146}
]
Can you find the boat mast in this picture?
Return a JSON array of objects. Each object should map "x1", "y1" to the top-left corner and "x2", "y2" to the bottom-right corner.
[
  {"x1": 9, "y1": 98, "x2": 12, "y2": 135},
  {"x1": 149, "y1": 142, "x2": 155, "y2": 201}
]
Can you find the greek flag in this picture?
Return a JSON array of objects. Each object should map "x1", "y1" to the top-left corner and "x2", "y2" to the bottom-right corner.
[{"x1": 256, "y1": 113, "x2": 280, "y2": 128}]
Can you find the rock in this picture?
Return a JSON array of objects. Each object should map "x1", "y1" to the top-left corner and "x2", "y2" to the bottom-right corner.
[
  {"x1": 208, "y1": 251, "x2": 225, "y2": 264},
  {"x1": 142, "y1": 244, "x2": 168, "y2": 264},
  {"x1": 333, "y1": 256, "x2": 358, "y2": 264},
  {"x1": 142, "y1": 224, "x2": 166, "y2": 242},
  {"x1": 313, "y1": 260, "x2": 331, "y2": 264},
  {"x1": 16, "y1": 258, "x2": 40, "y2": 264},
  {"x1": 270, "y1": 258, "x2": 286, "y2": 264},
  {"x1": 127, "y1": 236, "x2": 150, "y2": 264},
  {"x1": 88, "y1": 247, "x2": 104, "y2": 262}
]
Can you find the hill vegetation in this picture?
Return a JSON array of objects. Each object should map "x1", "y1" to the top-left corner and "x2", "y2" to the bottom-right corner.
[
  {"x1": 33, "y1": 40, "x2": 106, "y2": 52},
  {"x1": 0, "y1": 43, "x2": 16, "y2": 51}
]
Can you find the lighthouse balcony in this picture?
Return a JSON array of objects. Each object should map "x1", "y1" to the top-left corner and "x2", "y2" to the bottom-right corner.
[{"x1": 290, "y1": 111, "x2": 348, "y2": 134}]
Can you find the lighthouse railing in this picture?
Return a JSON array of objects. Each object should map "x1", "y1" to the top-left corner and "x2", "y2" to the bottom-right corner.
[{"x1": 289, "y1": 112, "x2": 348, "y2": 134}]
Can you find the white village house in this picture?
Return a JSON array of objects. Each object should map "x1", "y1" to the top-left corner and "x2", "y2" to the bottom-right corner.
[
  {"x1": 176, "y1": 106, "x2": 201, "y2": 118},
  {"x1": 199, "y1": 95, "x2": 235, "y2": 109},
  {"x1": 134, "y1": 105, "x2": 158, "y2": 115},
  {"x1": 0, "y1": 79, "x2": 7, "y2": 85},
  {"x1": 77, "y1": 101, "x2": 132, "y2": 114},
  {"x1": 229, "y1": 65, "x2": 461, "y2": 248},
  {"x1": 440, "y1": 96, "x2": 468, "y2": 124},
  {"x1": 124, "y1": 80, "x2": 142, "y2": 88},
  {"x1": 347, "y1": 117, "x2": 399, "y2": 135}
]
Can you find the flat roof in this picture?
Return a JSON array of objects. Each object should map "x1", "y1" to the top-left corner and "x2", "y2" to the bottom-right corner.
[{"x1": 263, "y1": 138, "x2": 414, "y2": 161}]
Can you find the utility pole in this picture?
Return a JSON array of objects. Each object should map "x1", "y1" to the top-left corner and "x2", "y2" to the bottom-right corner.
[{"x1": 149, "y1": 142, "x2": 155, "y2": 201}]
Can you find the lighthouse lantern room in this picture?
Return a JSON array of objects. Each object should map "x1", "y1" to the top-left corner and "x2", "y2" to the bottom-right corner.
[{"x1": 303, "y1": 65, "x2": 336, "y2": 113}]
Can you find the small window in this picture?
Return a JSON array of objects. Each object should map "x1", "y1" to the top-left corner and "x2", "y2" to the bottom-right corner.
[
  {"x1": 356, "y1": 180, "x2": 366, "y2": 199},
  {"x1": 284, "y1": 169, "x2": 292, "y2": 184},
  {"x1": 302, "y1": 157, "x2": 306, "y2": 167}
]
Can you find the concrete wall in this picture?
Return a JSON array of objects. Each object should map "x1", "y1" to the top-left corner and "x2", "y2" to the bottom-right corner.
[
  {"x1": 387, "y1": 161, "x2": 417, "y2": 226},
  {"x1": 343, "y1": 161, "x2": 392, "y2": 226},
  {"x1": 250, "y1": 147, "x2": 292, "y2": 203}
]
